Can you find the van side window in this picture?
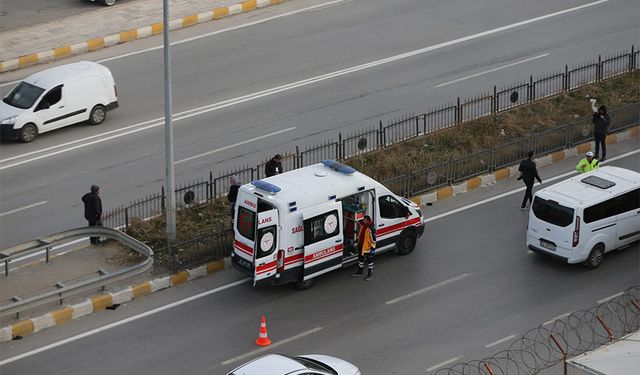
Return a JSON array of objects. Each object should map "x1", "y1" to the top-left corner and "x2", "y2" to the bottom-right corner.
[
  {"x1": 584, "y1": 188, "x2": 640, "y2": 223},
  {"x1": 36, "y1": 85, "x2": 62, "y2": 111},
  {"x1": 237, "y1": 206, "x2": 255, "y2": 241},
  {"x1": 379, "y1": 195, "x2": 408, "y2": 219},
  {"x1": 304, "y1": 210, "x2": 340, "y2": 246}
]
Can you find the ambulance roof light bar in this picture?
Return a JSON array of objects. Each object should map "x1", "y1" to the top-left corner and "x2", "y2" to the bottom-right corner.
[
  {"x1": 251, "y1": 180, "x2": 281, "y2": 194},
  {"x1": 322, "y1": 159, "x2": 356, "y2": 175}
]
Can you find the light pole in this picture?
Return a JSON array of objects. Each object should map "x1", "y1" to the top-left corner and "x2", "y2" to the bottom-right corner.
[{"x1": 163, "y1": 0, "x2": 176, "y2": 242}]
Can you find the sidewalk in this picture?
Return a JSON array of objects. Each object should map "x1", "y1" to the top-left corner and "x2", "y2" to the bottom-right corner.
[{"x1": 0, "y1": 0, "x2": 289, "y2": 72}]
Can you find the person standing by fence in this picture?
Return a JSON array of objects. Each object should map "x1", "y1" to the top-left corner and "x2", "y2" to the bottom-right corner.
[
  {"x1": 591, "y1": 99, "x2": 610, "y2": 161},
  {"x1": 228, "y1": 176, "x2": 241, "y2": 225},
  {"x1": 82, "y1": 185, "x2": 102, "y2": 244},
  {"x1": 265, "y1": 154, "x2": 283, "y2": 177},
  {"x1": 518, "y1": 151, "x2": 542, "y2": 210}
]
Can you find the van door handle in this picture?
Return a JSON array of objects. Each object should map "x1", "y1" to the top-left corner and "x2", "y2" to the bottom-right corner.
[
  {"x1": 258, "y1": 262, "x2": 264, "y2": 266},
  {"x1": 378, "y1": 224, "x2": 385, "y2": 227},
  {"x1": 335, "y1": 239, "x2": 342, "y2": 243},
  {"x1": 58, "y1": 105, "x2": 64, "y2": 108}
]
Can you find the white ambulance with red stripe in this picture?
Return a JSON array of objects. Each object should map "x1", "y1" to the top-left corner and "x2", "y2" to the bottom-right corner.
[{"x1": 232, "y1": 160, "x2": 426, "y2": 289}]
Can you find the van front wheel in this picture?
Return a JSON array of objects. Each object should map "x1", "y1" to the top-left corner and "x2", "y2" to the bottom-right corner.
[
  {"x1": 89, "y1": 105, "x2": 106, "y2": 125},
  {"x1": 584, "y1": 245, "x2": 605, "y2": 269},
  {"x1": 397, "y1": 230, "x2": 417, "y2": 255},
  {"x1": 19, "y1": 124, "x2": 38, "y2": 143}
]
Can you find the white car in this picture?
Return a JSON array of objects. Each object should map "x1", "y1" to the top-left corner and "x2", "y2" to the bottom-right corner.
[
  {"x1": 227, "y1": 354, "x2": 361, "y2": 375},
  {"x1": 88, "y1": 0, "x2": 117, "y2": 6}
]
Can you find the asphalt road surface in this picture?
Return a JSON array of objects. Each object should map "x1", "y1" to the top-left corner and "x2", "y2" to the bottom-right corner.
[
  {"x1": 0, "y1": 0, "x2": 637, "y2": 249},
  {"x1": 0, "y1": 148, "x2": 638, "y2": 374}
]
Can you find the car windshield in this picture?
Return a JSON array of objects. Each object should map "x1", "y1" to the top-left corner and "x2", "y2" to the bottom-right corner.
[
  {"x1": 3, "y1": 81, "x2": 45, "y2": 109},
  {"x1": 532, "y1": 196, "x2": 575, "y2": 227}
]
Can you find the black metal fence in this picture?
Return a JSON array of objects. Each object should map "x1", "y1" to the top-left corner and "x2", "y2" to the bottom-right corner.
[{"x1": 100, "y1": 46, "x2": 638, "y2": 267}]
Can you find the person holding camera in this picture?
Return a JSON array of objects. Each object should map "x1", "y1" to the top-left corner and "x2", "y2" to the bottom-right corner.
[{"x1": 591, "y1": 99, "x2": 610, "y2": 161}]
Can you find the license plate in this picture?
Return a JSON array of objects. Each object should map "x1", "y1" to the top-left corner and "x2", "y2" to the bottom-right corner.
[{"x1": 540, "y1": 240, "x2": 556, "y2": 251}]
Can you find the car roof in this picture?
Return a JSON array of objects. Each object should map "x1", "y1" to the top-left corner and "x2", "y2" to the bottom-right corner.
[
  {"x1": 228, "y1": 354, "x2": 305, "y2": 375},
  {"x1": 23, "y1": 61, "x2": 109, "y2": 90},
  {"x1": 536, "y1": 166, "x2": 640, "y2": 206}
]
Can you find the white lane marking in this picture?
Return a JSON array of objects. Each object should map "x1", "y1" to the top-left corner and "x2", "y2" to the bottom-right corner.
[
  {"x1": 597, "y1": 291, "x2": 624, "y2": 304},
  {"x1": 436, "y1": 54, "x2": 550, "y2": 88},
  {"x1": 220, "y1": 327, "x2": 323, "y2": 366},
  {"x1": 386, "y1": 273, "x2": 469, "y2": 305},
  {"x1": 175, "y1": 127, "x2": 296, "y2": 164},
  {"x1": 0, "y1": 278, "x2": 250, "y2": 366},
  {"x1": 426, "y1": 148, "x2": 640, "y2": 223},
  {"x1": 0, "y1": 0, "x2": 350, "y2": 88},
  {"x1": 543, "y1": 312, "x2": 571, "y2": 326},
  {"x1": 485, "y1": 334, "x2": 516, "y2": 348},
  {"x1": 426, "y1": 356, "x2": 464, "y2": 372},
  {"x1": 0, "y1": 0, "x2": 608, "y2": 170},
  {"x1": 0, "y1": 201, "x2": 46, "y2": 217}
]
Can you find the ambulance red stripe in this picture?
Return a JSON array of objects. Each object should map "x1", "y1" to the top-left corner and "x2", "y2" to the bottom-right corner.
[
  {"x1": 377, "y1": 217, "x2": 422, "y2": 236},
  {"x1": 285, "y1": 253, "x2": 304, "y2": 266},
  {"x1": 256, "y1": 260, "x2": 277, "y2": 275},
  {"x1": 304, "y1": 244, "x2": 344, "y2": 264},
  {"x1": 233, "y1": 239, "x2": 253, "y2": 256}
]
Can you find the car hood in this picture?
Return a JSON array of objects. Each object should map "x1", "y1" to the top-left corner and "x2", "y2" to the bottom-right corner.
[
  {"x1": 299, "y1": 354, "x2": 361, "y2": 375},
  {"x1": 0, "y1": 100, "x2": 24, "y2": 119}
]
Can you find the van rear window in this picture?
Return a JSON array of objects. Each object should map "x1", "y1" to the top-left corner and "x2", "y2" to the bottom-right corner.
[
  {"x1": 237, "y1": 206, "x2": 255, "y2": 241},
  {"x1": 532, "y1": 197, "x2": 574, "y2": 227}
]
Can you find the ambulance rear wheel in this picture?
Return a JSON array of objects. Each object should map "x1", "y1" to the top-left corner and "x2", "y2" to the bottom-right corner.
[
  {"x1": 294, "y1": 278, "x2": 314, "y2": 290},
  {"x1": 397, "y1": 230, "x2": 417, "y2": 255}
]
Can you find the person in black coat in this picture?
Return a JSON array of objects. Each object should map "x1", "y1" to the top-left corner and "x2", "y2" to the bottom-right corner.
[
  {"x1": 82, "y1": 185, "x2": 103, "y2": 244},
  {"x1": 228, "y1": 176, "x2": 241, "y2": 224},
  {"x1": 518, "y1": 151, "x2": 542, "y2": 210},
  {"x1": 591, "y1": 102, "x2": 610, "y2": 161},
  {"x1": 264, "y1": 154, "x2": 283, "y2": 177}
]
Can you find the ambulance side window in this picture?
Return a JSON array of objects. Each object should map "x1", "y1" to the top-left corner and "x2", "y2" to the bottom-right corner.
[
  {"x1": 237, "y1": 206, "x2": 255, "y2": 241},
  {"x1": 303, "y1": 210, "x2": 340, "y2": 246},
  {"x1": 379, "y1": 195, "x2": 408, "y2": 219}
]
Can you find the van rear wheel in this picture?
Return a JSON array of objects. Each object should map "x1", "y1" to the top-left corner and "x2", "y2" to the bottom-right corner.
[
  {"x1": 584, "y1": 245, "x2": 605, "y2": 269},
  {"x1": 101, "y1": 0, "x2": 117, "y2": 5},
  {"x1": 294, "y1": 278, "x2": 314, "y2": 290},
  {"x1": 89, "y1": 105, "x2": 106, "y2": 125},
  {"x1": 19, "y1": 124, "x2": 38, "y2": 143},
  {"x1": 397, "y1": 230, "x2": 417, "y2": 255}
]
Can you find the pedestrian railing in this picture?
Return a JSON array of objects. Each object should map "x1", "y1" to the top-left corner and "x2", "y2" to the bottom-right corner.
[{"x1": 0, "y1": 227, "x2": 153, "y2": 318}]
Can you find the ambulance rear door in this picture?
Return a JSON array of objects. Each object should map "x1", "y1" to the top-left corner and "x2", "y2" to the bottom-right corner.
[
  {"x1": 254, "y1": 208, "x2": 279, "y2": 284},
  {"x1": 302, "y1": 201, "x2": 343, "y2": 281}
]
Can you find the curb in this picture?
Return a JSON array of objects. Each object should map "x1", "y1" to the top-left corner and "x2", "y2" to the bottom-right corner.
[
  {"x1": 0, "y1": 0, "x2": 288, "y2": 73},
  {"x1": 410, "y1": 127, "x2": 639, "y2": 207},
  {"x1": 0, "y1": 258, "x2": 228, "y2": 342}
]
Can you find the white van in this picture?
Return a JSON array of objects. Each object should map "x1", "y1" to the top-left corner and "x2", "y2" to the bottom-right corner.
[
  {"x1": 232, "y1": 160, "x2": 426, "y2": 289},
  {"x1": 527, "y1": 166, "x2": 640, "y2": 268},
  {"x1": 0, "y1": 61, "x2": 118, "y2": 143}
]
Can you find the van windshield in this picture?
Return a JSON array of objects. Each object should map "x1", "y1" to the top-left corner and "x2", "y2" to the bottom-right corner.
[
  {"x1": 3, "y1": 82, "x2": 45, "y2": 109},
  {"x1": 532, "y1": 197, "x2": 575, "y2": 227}
]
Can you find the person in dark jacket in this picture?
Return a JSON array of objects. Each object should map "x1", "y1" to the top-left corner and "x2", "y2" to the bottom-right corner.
[
  {"x1": 82, "y1": 185, "x2": 103, "y2": 244},
  {"x1": 264, "y1": 154, "x2": 283, "y2": 177},
  {"x1": 518, "y1": 151, "x2": 542, "y2": 210},
  {"x1": 228, "y1": 175, "x2": 241, "y2": 224},
  {"x1": 591, "y1": 100, "x2": 610, "y2": 161}
]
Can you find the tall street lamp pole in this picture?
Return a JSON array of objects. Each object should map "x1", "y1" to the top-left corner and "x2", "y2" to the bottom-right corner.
[{"x1": 163, "y1": 0, "x2": 176, "y2": 242}]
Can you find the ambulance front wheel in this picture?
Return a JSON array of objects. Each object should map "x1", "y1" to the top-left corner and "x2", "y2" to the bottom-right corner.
[
  {"x1": 294, "y1": 278, "x2": 314, "y2": 290},
  {"x1": 397, "y1": 230, "x2": 417, "y2": 255}
]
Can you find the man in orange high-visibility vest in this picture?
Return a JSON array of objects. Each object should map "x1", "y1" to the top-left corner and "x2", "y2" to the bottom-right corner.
[{"x1": 352, "y1": 215, "x2": 376, "y2": 281}]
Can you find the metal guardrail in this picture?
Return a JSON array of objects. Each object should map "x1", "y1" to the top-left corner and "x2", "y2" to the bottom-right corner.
[{"x1": 0, "y1": 227, "x2": 153, "y2": 318}]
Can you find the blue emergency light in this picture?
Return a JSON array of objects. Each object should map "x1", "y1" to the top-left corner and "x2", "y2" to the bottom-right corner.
[
  {"x1": 251, "y1": 180, "x2": 281, "y2": 193},
  {"x1": 322, "y1": 159, "x2": 356, "y2": 175}
]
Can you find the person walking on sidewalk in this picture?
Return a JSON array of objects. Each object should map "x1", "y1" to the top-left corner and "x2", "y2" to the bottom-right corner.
[
  {"x1": 518, "y1": 151, "x2": 542, "y2": 210},
  {"x1": 576, "y1": 151, "x2": 599, "y2": 173},
  {"x1": 591, "y1": 99, "x2": 610, "y2": 161},
  {"x1": 265, "y1": 154, "x2": 283, "y2": 177},
  {"x1": 82, "y1": 185, "x2": 102, "y2": 244},
  {"x1": 352, "y1": 215, "x2": 376, "y2": 281}
]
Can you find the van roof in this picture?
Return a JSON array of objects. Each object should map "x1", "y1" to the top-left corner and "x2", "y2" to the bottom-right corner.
[
  {"x1": 241, "y1": 161, "x2": 392, "y2": 209},
  {"x1": 536, "y1": 166, "x2": 640, "y2": 206},
  {"x1": 24, "y1": 61, "x2": 110, "y2": 89}
]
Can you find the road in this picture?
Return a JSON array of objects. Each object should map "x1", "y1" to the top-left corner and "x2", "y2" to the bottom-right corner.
[
  {"x1": 1, "y1": 147, "x2": 638, "y2": 374},
  {"x1": 1, "y1": 0, "x2": 637, "y2": 249}
]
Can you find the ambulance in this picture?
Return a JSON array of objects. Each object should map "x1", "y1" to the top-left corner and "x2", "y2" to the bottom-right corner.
[{"x1": 232, "y1": 160, "x2": 426, "y2": 289}]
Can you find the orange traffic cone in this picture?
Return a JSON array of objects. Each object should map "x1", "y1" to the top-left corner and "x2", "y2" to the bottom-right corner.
[{"x1": 255, "y1": 315, "x2": 272, "y2": 346}]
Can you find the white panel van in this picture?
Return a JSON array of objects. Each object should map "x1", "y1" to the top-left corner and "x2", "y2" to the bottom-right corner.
[
  {"x1": 0, "y1": 61, "x2": 118, "y2": 143},
  {"x1": 527, "y1": 166, "x2": 640, "y2": 268}
]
